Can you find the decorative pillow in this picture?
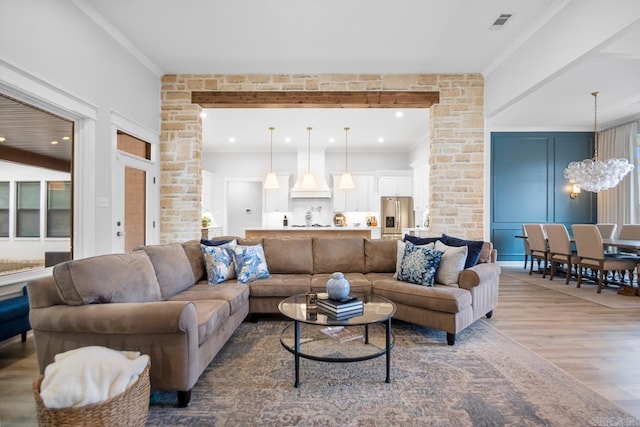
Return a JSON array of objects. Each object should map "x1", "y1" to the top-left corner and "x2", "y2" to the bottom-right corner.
[
  {"x1": 441, "y1": 234, "x2": 484, "y2": 269},
  {"x1": 53, "y1": 252, "x2": 162, "y2": 305},
  {"x1": 202, "y1": 240, "x2": 237, "y2": 285},
  {"x1": 434, "y1": 241, "x2": 468, "y2": 286},
  {"x1": 200, "y1": 238, "x2": 231, "y2": 247},
  {"x1": 393, "y1": 240, "x2": 434, "y2": 279},
  {"x1": 404, "y1": 234, "x2": 441, "y2": 246},
  {"x1": 231, "y1": 244, "x2": 271, "y2": 284},
  {"x1": 397, "y1": 242, "x2": 444, "y2": 286}
]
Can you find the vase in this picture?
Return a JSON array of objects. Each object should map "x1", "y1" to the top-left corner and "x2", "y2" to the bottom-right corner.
[{"x1": 326, "y1": 272, "x2": 350, "y2": 300}]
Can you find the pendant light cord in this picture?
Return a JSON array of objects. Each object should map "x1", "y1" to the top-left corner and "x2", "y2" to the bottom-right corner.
[
  {"x1": 344, "y1": 127, "x2": 350, "y2": 172},
  {"x1": 592, "y1": 91, "x2": 599, "y2": 161},
  {"x1": 269, "y1": 127, "x2": 274, "y2": 172},
  {"x1": 307, "y1": 127, "x2": 312, "y2": 173}
]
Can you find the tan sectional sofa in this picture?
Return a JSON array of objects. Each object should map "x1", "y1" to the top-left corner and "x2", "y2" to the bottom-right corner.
[
  {"x1": 27, "y1": 236, "x2": 499, "y2": 408},
  {"x1": 27, "y1": 240, "x2": 248, "y2": 407},
  {"x1": 248, "y1": 237, "x2": 500, "y2": 345}
]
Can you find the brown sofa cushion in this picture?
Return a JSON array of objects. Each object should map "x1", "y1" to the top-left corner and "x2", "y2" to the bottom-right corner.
[
  {"x1": 139, "y1": 243, "x2": 195, "y2": 299},
  {"x1": 53, "y1": 252, "x2": 162, "y2": 305},
  {"x1": 365, "y1": 239, "x2": 397, "y2": 273},
  {"x1": 313, "y1": 237, "x2": 365, "y2": 274},
  {"x1": 181, "y1": 240, "x2": 206, "y2": 282},
  {"x1": 263, "y1": 238, "x2": 313, "y2": 274}
]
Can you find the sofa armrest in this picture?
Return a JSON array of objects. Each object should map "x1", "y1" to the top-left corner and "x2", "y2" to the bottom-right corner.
[
  {"x1": 30, "y1": 300, "x2": 196, "y2": 335},
  {"x1": 458, "y1": 262, "x2": 501, "y2": 291}
]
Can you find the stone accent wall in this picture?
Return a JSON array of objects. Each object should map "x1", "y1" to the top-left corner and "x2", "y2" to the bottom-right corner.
[{"x1": 160, "y1": 74, "x2": 484, "y2": 243}]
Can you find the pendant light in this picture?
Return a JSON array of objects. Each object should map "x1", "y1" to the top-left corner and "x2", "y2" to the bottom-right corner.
[
  {"x1": 339, "y1": 126, "x2": 355, "y2": 189},
  {"x1": 264, "y1": 126, "x2": 279, "y2": 189},
  {"x1": 302, "y1": 127, "x2": 317, "y2": 188},
  {"x1": 564, "y1": 91, "x2": 634, "y2": 192}
]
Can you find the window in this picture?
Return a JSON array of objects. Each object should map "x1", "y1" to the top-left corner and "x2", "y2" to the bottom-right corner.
[
  {"x1": 0, "y1": 182, "x2": 8, "y2": 237},
  {"x1": 47, "y1": 181, "x2": 71, "y2": 237},
  {"x1": 16, "y1": 182, "x2": 40, "y2": 238}
]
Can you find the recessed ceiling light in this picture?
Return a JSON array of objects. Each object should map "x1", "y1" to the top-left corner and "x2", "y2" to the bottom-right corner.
[
  {"x1": 200, "y1": 112, "x2": 208, "y2": 118},
  {"x1": 378, "y1": 137, "x2": 384, "y2": 143},
  {"x1": 62, "y1": 136, "x2": 70, "y2": 141},
  {"x1": 285, "y1": 137, "x2": 291, "y2": 143},
  {"x1": 329, "y1": 137, "x2": 335, "y2": 143},
  {"x1": 228, "y1": 137, "x2": 236, "y2": 143},
  {"x1": 0, "y1": 137, "x2": 5, "y2": 142},
  {"x1": 395, "y1": 111, "x2": 404, "y2": 118},
  {"x1": 51, "y1": 140, "x2": 59, "y2": 145}
]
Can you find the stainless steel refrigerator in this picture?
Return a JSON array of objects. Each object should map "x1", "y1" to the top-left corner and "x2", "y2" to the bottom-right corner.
[{"x1": 381, "y1": 196, "x2": 414, "y2": 239}]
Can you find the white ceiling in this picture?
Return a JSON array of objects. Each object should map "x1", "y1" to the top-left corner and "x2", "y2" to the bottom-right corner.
[{"x1": 77, "y1": 0, "x2": 640, "y2": 150}]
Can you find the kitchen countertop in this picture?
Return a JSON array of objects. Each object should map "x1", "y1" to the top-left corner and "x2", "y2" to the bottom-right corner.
[{"x1": 244, "y1": 226, "x2": 378, "y2": 240}]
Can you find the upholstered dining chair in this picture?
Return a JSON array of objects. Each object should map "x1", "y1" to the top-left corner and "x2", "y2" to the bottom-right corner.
[
  {"x1": 596, "y1": 223, "x2": 618, "y2": 239},
  {"x1": 615, "y1": 224, "x2": 640, "y2": 257},
  {"x1": 544, "y1": 224, "x2": 579, "y2": 284},
  {"x1": 571, "y1": 224, "x2": 637, "y2": 293},
  {"x1": 523, "y1": 224, "x2": 548, "y2": 278},
  {"x1": 521, "y1": 224, "x2": 531, "y2": 269}
]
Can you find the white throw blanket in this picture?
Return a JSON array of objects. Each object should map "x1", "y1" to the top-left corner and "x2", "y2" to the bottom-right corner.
[{"x1": 40, "y1": 346, "x2": 150, "y2": 409}]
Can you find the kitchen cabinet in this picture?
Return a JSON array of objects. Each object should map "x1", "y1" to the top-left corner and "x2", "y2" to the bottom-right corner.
[
  {"x1": 378, "y1": 172, "x2": 413, "y2": 197},
  {"x1": 332, "y1": 174, "x2": 377, "y2": 212},
  {"x1": 202, "y1": 227, "x2": 222, "y2": 239},
  {"x1": 412, "y1": 162, "x2": 429, "y2": 212},
  {"x1": 264, "y1": 175, "x2": 290, "y2": 212}
]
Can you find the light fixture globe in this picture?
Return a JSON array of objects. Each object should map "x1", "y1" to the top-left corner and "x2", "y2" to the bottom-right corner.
[{"x1": 564, "y1": 92, "x2": 634, "y2": 192}]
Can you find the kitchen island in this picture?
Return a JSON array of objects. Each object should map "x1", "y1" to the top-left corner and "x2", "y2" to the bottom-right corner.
[{"x1": 245, "y1": 226, "x2": 376, "y2": 240}]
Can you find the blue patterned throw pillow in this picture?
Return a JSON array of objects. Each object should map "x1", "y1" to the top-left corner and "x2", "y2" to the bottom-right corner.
[
  {"x1": 201, "y1": 241, "x2": 236, "y2": 285},
  {"x1": 397, "y1": 241, "x2": 444, "y2": 286},
  {"x1": 232, "y1": 244, "x2": 271, "y2": 284}
]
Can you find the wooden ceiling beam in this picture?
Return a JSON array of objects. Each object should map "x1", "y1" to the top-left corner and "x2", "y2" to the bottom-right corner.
[
  {"x1": 191, "y1": 91, "x2": 439, "y2": 108},
  {"x1": 0, "y1": 145, "x2": 70, "y2": 172}
]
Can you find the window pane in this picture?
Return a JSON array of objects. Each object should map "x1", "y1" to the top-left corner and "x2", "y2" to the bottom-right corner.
[
  {"x1": 0, "y1": 210, "x2": 8, "y2": 237},
  {"x1": 48, "y1": 182, "x2": 71, "y2": 209},
  {"x1": 17, "y1": 182, "x2": 40, "y2": 209},
  {"x1": 47, "y1": 210, "x2": 70, "y2": 237},
  {"x1": 0, "y1": 182, "x2": 8, "y2": 209},
  {"x1": 17, "y1": 210, "x2": 39, "y2": 237}
]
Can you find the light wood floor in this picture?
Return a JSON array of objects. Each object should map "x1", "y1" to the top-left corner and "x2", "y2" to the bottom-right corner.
[{"x1": 1, "y1": 265, "x2": 639, "y2": 425}]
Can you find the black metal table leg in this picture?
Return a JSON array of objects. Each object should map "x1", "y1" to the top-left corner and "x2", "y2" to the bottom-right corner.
[
  {"x1": 294, "y1": 320, "x2": 300, "y2": 388},
  {"x1": 385, "y1": 318, "x2": 391, "y2": 383},
  {"x1": 364, "y1": 324, "x2": 370, "y2": 344}
]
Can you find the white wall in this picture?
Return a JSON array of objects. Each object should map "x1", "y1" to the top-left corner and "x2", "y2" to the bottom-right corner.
[
  {"x1": 0, "y1": 1, "x2": 160, "y2": 255},
  {"x1": 0, "y1": 1, "x2": 161, "y2": 286}
]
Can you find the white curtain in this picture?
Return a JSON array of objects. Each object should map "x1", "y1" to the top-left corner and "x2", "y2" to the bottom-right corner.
[{"x1": 597, "y1": 122, "x2": 639, "y2": 230}]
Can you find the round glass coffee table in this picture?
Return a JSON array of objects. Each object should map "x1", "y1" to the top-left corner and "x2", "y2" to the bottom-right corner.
[{"x1": 278, "y1": 293, "x2": 396, "y2": 388}]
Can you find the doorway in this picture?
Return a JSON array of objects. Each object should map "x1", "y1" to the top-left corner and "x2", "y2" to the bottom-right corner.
[
  {"x1": 225, "y1": 180, "x2": 262, "y2": 238},
  {"x1": 115, "y1": 131, "x2": 155, "y2": 252}
]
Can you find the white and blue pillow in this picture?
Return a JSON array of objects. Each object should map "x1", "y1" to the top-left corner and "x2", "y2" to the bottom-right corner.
[
  {"x1": 231, "y1": 244, "x2": 271, "y2": 284},
  {"x1": 201, "y1": 240, "x2": 237, "y2": 285},
  {"x1": 397, "y1": 241, "x2": 444, "y2": 286}
]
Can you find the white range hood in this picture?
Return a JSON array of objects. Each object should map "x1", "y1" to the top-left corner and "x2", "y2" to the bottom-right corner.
[{"x1": 290, "y1": 148, "x2": 332, "y2": 198}]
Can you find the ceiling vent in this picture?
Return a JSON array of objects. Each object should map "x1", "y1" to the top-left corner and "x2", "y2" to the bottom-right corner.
[{"x1": 492, "y1": 14, "x2": 512, "y2": 27}]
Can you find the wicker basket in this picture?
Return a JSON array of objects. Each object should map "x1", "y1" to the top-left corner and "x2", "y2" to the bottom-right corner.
[{"x1": 33, "y1": 361, "x2": 150, "y2": 427}]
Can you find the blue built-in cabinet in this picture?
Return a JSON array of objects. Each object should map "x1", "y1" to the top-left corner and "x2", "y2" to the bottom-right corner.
[{"x1": 491, "y1": 132, "x2": 597, "y2": 261}]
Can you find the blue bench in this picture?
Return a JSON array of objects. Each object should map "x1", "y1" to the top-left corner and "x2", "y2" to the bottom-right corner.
[{"x1": 0, "y1": 286, "x2": 31, "y2": 343}]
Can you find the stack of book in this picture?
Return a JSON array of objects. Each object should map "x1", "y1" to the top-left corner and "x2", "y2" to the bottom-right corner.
[{"x1": 317, "y1": 296, "x2": 363, "y2": 320}]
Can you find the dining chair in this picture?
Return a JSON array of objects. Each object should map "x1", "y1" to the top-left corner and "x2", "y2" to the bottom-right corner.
[
  {"x1": 596, "y1": 223, "x2": 618, "y2": 239},
  {"x1": 571, "y1": 224, "x2": 637, "y2": 293},
  {"x1": 615, "y1": 224, "x2": 640, "y2": 257},
  {"x1": 544, "y1": 224, "x2": 579, "y2": 284},
  {"x1": 521, "y1": 224, "x2": 530, "y2": 269},
  {"x1": 523, "y1": 224, "x2": 548, "y2": 278}
]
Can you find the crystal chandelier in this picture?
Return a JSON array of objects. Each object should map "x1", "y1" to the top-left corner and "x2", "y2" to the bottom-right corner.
[{"x1": 564, "y1": 91, "x2": 634, "y2": 192}]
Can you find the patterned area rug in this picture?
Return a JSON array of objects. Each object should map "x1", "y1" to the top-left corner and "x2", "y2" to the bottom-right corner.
[
  {"x1": 502, "y1": 266, "x2": 640, "y2": 309},
  {"x1": 146, "y1": 319, "x2": 636, "y2": 426}
]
